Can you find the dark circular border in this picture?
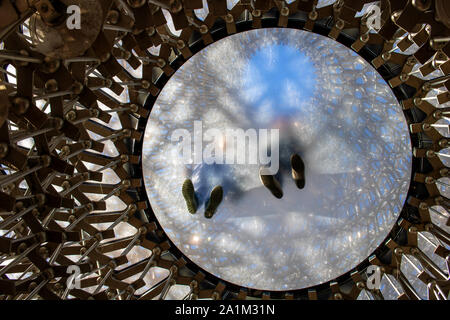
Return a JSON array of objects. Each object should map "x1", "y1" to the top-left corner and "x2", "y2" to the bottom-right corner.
[{"x1": 134, "y1": 16, "x2": 421, "y2": 299}]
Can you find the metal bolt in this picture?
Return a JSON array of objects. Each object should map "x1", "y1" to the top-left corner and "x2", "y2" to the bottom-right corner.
[
  {"x1": 425, "y1": 176, "x2": 435, "y2": 184},
  {"x1": 0, "y1": 143, "x2": 9, "y2": 159},
  {"x1": 419, "y1": 202, "x2": 428, "y2": 210},
  {"x1": 127, "y1": 0, "x2": 146, "y2": 8},
  {"x1": 280, "y1": 7, "x2": 289, "y2": 16},
  {"x1": 252, "y1": 9, "x2": 261, "y2": 18},
  {"x1": 65, "y1": 110, "x2": 77, "y2": 121},
  {"x1": 334, "y1": 293, "x2": 343, "y2": 300},
  {"x1": 107, "y1": 10, "x2": 120, "y2": 24},
  {"x1": 426, "y1": 150, "x2": 435, "y2": 158},
  {"x1": 13, "y1": 97, "x2": 30, "y2": 114},
  {"x1": 45, "y1": 79, "x2": 58, "y2": 92}
]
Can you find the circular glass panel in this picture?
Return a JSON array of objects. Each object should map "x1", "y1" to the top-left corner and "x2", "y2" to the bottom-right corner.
[{"x1": 142, "y1": 28, "x2": 412, "y2": 290}]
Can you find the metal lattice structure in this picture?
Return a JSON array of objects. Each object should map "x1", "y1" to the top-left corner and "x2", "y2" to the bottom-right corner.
[{"x1": 0, "y1": 0, "x2": 449, "y2": 300}]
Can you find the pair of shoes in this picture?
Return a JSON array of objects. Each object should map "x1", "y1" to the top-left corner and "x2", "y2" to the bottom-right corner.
[
  {"x1": 259, "y1": 153, "x2": 305, "y2": 199},
  {"x1": 182, "y1": 179, "x2": 223, "y2": 218}
]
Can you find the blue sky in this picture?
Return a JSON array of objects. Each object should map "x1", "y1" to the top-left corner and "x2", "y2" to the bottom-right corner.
[{"x1": 242, "y1": 44, "x2": 317, "y2": 117}]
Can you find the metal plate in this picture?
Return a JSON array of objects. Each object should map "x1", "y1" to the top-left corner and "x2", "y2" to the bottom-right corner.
[{"x1": 142, "y1": 28, "x2": 412, "y2": 291}]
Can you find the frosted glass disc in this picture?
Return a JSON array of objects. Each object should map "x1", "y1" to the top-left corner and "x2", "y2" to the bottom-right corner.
[{"x1": 142, "y1": 28, "x2": 412, "y2": 290}]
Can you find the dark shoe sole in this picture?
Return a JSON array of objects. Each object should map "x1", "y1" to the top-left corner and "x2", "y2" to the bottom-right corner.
[
  {"x1": 259, "y1": 168, "x2": 283, "y2": 199},
  {"x1": 291, "y1": 154, "x2": 305, "y2": 189},
  {"x1": 182, "y1": 179, "x2": 198, "y2": 214},
  {"x1": 205, "y1": 186, "x2": 223, "y2": 218}
]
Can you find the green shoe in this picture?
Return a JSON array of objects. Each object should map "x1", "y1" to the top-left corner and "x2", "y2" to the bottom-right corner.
[
  {"x1": 205, "y1": 186, "x2": 223, "y2": 219},
  {"x1": 182, "y1": 179, "x2": 198, "y2": 214},
  {"x1": 259, "y1": 167, "x2": 283, "y2": 199}
]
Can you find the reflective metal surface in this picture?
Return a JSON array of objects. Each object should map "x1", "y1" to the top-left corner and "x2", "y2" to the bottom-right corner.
[{"x1": 142, "y1": 28, "x2": 412, "y2": 290}]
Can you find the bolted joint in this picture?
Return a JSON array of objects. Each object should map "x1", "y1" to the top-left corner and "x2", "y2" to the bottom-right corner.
[
  {"x1": 28, "y1": 282, "x2": 37, "y2": 292},
  {"x1": 141, "y1": 80, "x2": 151, "y2": 89},
  {"x1": 356, "y1": 281, "x2": 365, "y2": 290},
  {"x1": 89, "y1": 108, "x2": 100, "y2": 117},
  {"x1": 419, "y1": 202, "x2": 428, "y2": 210},
  {"x1": 382, "y1": 52, "x2": 391, "y2": 61},
  {"x1": 127, "y1": 0, "x2": 146, "y2": 8},
  {"x1": 169, "y1": 265, "x2": 178, "y2": 274},
  {"x1": 170, "y1": 0, "x2": 183, "y2": 13},
  {"x1": 40, "y1": 155, "x2": 51, "y2": 167},
  {"x1": 412, "y1": 0, "x2": 432, "y2": 11},
  {"x1": 408, "y1": 226, "x2": 418, "y2": 233},
  {"x1": 106, "y1": 290, "x2": 115, "y2": 299},
  {"x1": 49, "y1": 117, "x2": 64, "y2": 130},
  {"x1": 422, "y1": 82, "x2": 432, "y2": 91},
  {"x1": 0, "y1": 143, "x2": 9, "y2": 159},
  {"x1": 424, "y1": 176, "x2": 435, "y2": 184},
  {"x1": 122, "y1": 179, "x2": 131, "y2": 187},
  {"x1": 42, "y1": 267, "x2": 55, "y2": 280},
  {"x1": 391, "y1": 268, "x2": 400, "y2": 277},
  {"x1": 176, "y1": 40, "x2": 185, "y2": 50},
  {"x1": 41, "y1": 57, "x2": 61, "y2": 73},
  {"x1": 95, "y1": 232, "x2": 104, "y2": 241},
  {"x1": 39, "y1": 246, "x2": 49, "y2": 258},
  {"x1": 108, "y1": 260, "x2": 117, "y2": 269},
  {"x1": 107, "y1": 10, "x2": 120, "y2": 24},
  {"x1": 152, "y1": 246, "x2": 161, "y2": 256},
  {"x1": 129, "y1": 104, "x2": 139, "y2": 113},
  {"x1": 199, "y1": 24, "x2": 209, "y2": 34},
  {"x1": 435, "y1": 196, "x2": 444, "y2": 204},
  {"x1": 100, "y1": 53, "x2": 111, "y2": 63},
  {"x1": 438, "y1": 139, "x2": 448, "y2": 148},
  {"x1": 128, "y1": 203, "x2": 137, "y2": 213},
  {"x1": 308, "y1": 10, "x2": 318, "y2": 21},
  {"x1": 335, "y1": 19, "x2": 345, "y2": 30},
  {"x1": 44, "y1": 79, "x2": 58, "y2": 92},
  {"x1": 72, "y1": 81, "x2": 84, "y2": 95},
  {"x1": 17, "y1": 242, "x2": 27, "y2": 254},
  {"x1": 190, "y1": 280, "x2": 198, "y2": 290},
  {"x1": 211, "y1": 291, "x2": 220, "y2": 300},
  {"x1": 122, "y1": 129, "x2": 132, "y2": 138},
  {"x1": 426, "y1": 150, "x2": 436, "y2": 158},
  {"x1": 86, "y1": 202, "x2": 94, "y2": 212},
  {"x1": 406, "y1": 56, "x2": 417, "y2": 66},
  {"x1": 139, "y1": 226, "x2": 147, "y2": 235},
  {"x1": 36, "y1": 193, "x2": 46, "y2": 206},
  {"x1": 333, "y1": 292, "x2": 343, "y2": 300},
  {"x1": 440, "y1": 168, "x2": 449, "y2": 176},
  {"x1": 399, "y1": 73, "x2": 410, "y2": 82},
  {"x1": 360, "y1": 33, "x2": 369, "y2": 43},
  {"x1": 157, "y1": 58, "x2": 166, "y2": 68},
  {"x1": 12, "y1": 97, "x2": 30, "y2": 115},
  {"x1": 413, "y1": 97, "x2": 423, "y2": 106},
  {"x1": 82, "y1": 140, "x2": 92, "y2": 149},
  {"x1": 65, "y1": 110, "x2": 77, "y2": 121},
  {"x1": 59, "y1": 146, "x2": 71, "y2": 158},
  {"x1": 147, "y1": 26, "x2": 156, "y2": 36},
  {"x1": 433, "y1": 110, "x2": 443, "y2": 119}
]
